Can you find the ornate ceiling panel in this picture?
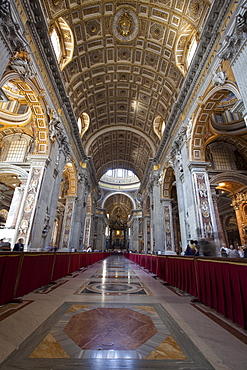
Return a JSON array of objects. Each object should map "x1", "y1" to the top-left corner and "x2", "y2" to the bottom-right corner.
[{"x1": 41, "y1": 0, "x2": 210, "y2": 181}]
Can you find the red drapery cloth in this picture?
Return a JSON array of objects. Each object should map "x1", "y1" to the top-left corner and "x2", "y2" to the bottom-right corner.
[
  {"x1": 125, "y1": 253, "x2": 247, "y2": 329},
  {"x1": 197, "y1": 259, "x2": 247, "y2": 329},
  {"x1": 15, "y1": 253, "x2": 54, "y2": 298},
  {"x1": 0, "y1": 253, "x2": 21, "y2": 305}
]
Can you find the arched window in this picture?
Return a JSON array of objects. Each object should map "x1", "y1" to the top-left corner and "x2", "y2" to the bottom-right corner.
[
  {"x1": 50, "y1": 28, "x2": 61, "y2": 61},
  {"x1": 153, "y1": 116, "x2": 165, "y2": 140},
  {"x1": 78, "y1": 113, "x2": 90, "y2": 137},
  {"x1": 50, "y1": 18, "x2": 74, "y2": 70},
  {"x1": 0, "y1": 134, "x2": 32, "y2": 162},
  {"x1": 186, "y1": 34, "x2": 198, "y2": 67}
]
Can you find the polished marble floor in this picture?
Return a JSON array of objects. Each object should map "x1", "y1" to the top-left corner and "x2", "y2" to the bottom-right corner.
[{"x1": 0, "y1": 255, "x2": 246, "y2": 369}]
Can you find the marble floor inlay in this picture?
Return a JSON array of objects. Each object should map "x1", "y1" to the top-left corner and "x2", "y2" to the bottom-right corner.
[
  {"x1": 76, "y1": 281, "x2": 151, "y2": 295},
  {"x1": 33, "y1": 280, "x2": 68, "y2": 294},
  {"x1": 28, "y1": 302, "x2": 189, "y2": 360},
  {"x1": 0, "y1": 255, "x2": 221, "y2": 369},
  {"x1": 0, "y1": 300, "x2": 34, "y2": 322},
  {"x1": 4, "y1": 301, "x2": 214, "y2": 368}
]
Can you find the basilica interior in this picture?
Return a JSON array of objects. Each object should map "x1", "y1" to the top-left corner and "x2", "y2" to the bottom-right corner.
[
  {"x1": 0, "y1": 0, "x2": 247, "y2": 254},
  {"x1": 0, "y1": 0, "x2": 247, "y2": 369}
]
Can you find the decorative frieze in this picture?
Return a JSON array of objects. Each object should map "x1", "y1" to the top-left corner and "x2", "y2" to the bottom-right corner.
[
  {"x1": 17, "y1": 167, "x2": 43, "y2": 243},
  {"x1": 194, "y1": 173, "x2": 213, "y2": 238}
]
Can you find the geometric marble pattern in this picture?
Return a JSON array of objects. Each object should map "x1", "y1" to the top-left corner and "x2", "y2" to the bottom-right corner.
[
  {"x1": 76, "y1": 281, "x2": 151, "y2": 295},
  {"x1": 10, "y1": 302, "x2": 214, "y2": 368},
  {"x1": 0, "y1": 300, "x2": 34, "y2": 322},
  {"x1": 33, "y1": 280, "x2": 68, "y2": 294},
  {"x1": 1, "y1": 256, "x2": 214, "y2": 369},
  {"x1": 63, "y1": 307, "x2": 158, "y2": 352},
  {"x1": 2, "y1": 256, "x2": 216, "y2": 370}
]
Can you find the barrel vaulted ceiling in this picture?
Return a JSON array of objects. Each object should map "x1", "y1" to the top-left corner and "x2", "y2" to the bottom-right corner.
[{"x1": 41, "y1": 0, "x2": 211, "y2": 182}]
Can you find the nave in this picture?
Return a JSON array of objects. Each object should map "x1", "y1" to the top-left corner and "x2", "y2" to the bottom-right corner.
[{"x1": 0, "y1": 255, "x2": 246, "y2": 370}]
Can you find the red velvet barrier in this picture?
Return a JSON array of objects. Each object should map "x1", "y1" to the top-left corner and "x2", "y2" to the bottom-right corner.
[
  {"x1": 156, "y1": 256, "x2": 167, "y2": 281},
  {"x1": 145, "y1": 255, "x2": 152, "y2": 271},
  {"x1": 138, "y1": 254, "x2": 143, "y2": 265},
  {"x1": 16, "y1": 253, "x2": 54, "y2": 298},
  {"x1": 68, "y1": 253, "x2": 83, "y2": 273},
  {"x1": 51, "y1": 253, "x2": 70, "y2": 281},
  {"x1": 197, "y1": 259, "x2": 247, "y2": 329},
  {"x1": 0, "y1": 252, "x2": 110, "y2": 306},
  {"x1": 0, "y1": 253, "x2": 21, "y2": 305},
  {"x1": 127, "y1": 253, "x2": 247, "y2": 329},
  {"x1": 151, "y1": 255, "x2": 158, "y2": 275},
  {"x1": 166, "y1": 257, "x2": 197, "y2": 297}
]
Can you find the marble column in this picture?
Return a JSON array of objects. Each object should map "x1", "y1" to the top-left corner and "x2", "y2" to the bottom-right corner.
[
  {"x1": 27, "y1": 142, "x2": 67, "y2": 250},
  {"x1": 168, "y1": 141, "x2": 192, "y2": 252},
  {"x1": 232, "y1": 204, "x2": 245, "y2": 245},
  {"x1": 149, "y1": 171, "x2": 165, "y2": 253},
  {"x1": 143, "y1": 215, "x2": 151, "y2": 252},
  {"x1": 69, "y1": 169, "x2": 89, "y2": 251},
  {"x1": 94, "y1": 209, "x2": 107, "y2": 251},
  {"x1": 230, "y1": 192, "x2": 247, "y2": 246},
  {"x1": 5, "y1": 180, "x2": 26, "y2": 229},
  {"x1": 188, "y1": 162, "x2": 218, "y2": 246},
  {"x1": 129, "y1": 212, "x2": 141, "y2": 252},
  {"x1": 161, "y1": 199, "x2": 176, "y2": 255},
  {"x1": 60, "y1": 196, "x2": 76, "y2": 249},
  {"x1": 83, "y1": 217, "x2": 91, "y2": 249},
  {"x1": 211, "y1": 185, "x2": 228, "y2": 248},
  {"x1": 14, "y1": 158, "x2": 48, "y2": 250}
]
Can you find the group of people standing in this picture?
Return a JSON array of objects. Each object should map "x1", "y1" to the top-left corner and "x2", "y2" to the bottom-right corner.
[
  {"x1": 184, "y1": 239, "x2": 247, "y2": 258},
  {"x1": 0, "y1": 238, "x2": 24, "y2": 252},
  {"x1": 220, "y1": 244, "x2": 247, "y2": 258}
]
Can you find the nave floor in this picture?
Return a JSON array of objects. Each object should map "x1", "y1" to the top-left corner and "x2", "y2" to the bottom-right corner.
[{"x1": 0, "y1": 255, "x2": 246, "y2": 369}]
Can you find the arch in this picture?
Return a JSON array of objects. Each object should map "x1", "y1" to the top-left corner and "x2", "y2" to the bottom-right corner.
[
  {"x1": 143, "y1": 194, "x2": 151, "y2": 216},
  {"x1": 50, "y1": 17, "x2": 74, "y2": 71},
  {"x1": 0, "y1": 163, "x2": 29, "y2": 178},
  {"x1": 190, "y1": 83, "x2": 243, "y2": 162},
  {"x1": 102, "y1": 191, "x2": 136, "y2": 210},
  {"x1": 84, "y1": 125, "x2": 157, "y2": 157},
  {"x1": 210, "y1": 172, "x2": 247, "y2": 188},
  {"x1": 78, "y1": 112, "x2": 90, "y2": 137},
  {"x1": 0, "y1": 73, "x2": 49, "y2": 155},
  {"x1": 162, "y1": 166, "x2": 175, "y2": 198},
  {"x1": 60, "y1": 162, "x2": 77, "y2": 198},
  {"x1": 175, "y1": 24, "x2": 198, "y2": 76},
  {"x1": 153, "y1": 115, "x2": 165, "y2": 140}
]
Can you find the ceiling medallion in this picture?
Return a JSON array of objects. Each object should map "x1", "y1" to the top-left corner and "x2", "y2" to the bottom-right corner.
[{"x1": 113, "y1": 7, "x2": 139, "y2": 42}]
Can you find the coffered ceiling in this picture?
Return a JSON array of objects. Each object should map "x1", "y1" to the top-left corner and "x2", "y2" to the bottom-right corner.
[{"x1": 41, "y1": 0, "x2": 211, "y2": 182}]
